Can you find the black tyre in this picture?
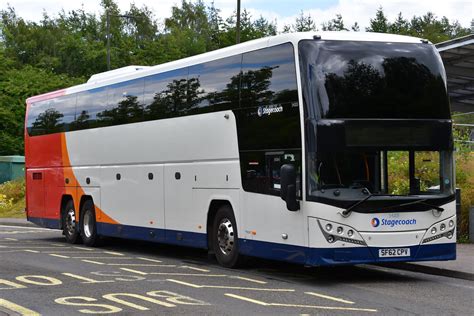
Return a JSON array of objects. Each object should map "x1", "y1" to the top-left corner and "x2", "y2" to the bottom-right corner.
[
  {"x1": 80, "y1": 200, "x2": 99, "y2": 247},
  {"x1": 62, "y1": 200, "x2": 81, "y2": 244},
  {"x1": 212, "y1": 205, "x2": 241, "y2": 268}
]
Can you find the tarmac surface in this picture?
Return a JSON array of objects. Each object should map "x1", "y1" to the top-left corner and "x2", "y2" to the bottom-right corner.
[{"x1": 0, "y1": 221, "x2": 473, "y2": 315}]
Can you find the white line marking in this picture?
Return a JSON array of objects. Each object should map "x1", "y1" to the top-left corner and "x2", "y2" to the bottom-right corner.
[
  {"x1": 103, "y1": 251, "x2": 125, "y2": 256},
  {"x1": 225, "y1": 294, "x2": 269, "y2": 305},
  {"x1": 106, "y1": 264, "x2": 176, "y2": 267},
  {"x1": 73, "y1": 246, "x2": 94, "y2": 251},
  {"x1": 181, "y1": 266, "x2": 209, "y2": 272},
  {"x1": 225, "y1": 294, "x2": 377, "y2": 312},
  {"x1": 137, "y1": 257, "x2": 162, "y2": 263},
  {"x1": 167, "y1": 279, "x2": 294, "y2": 291},
  {"x1": 23, "y1": 250, "x2": 39, "y2": 253},
  {"x1": 230, "y1": 276, "x2": 267, "y2": 284},
  {"x1": 305, "y1": 292, "x2": 355, "y2": 304},
  {"x1": 81, "y1": 259, "x2": 106, "y2": 265},
  {"x1": 120, "y1": 268, "x2": 149, "y2": 275},
  {"x1": 5, "y1": 238, "x2": 18, "y2": 241},
  {"x1": 50, "y1": 254, "x2": 70, "y2": 259},
  {"x1": 72, "y1": 257, "x2": 134, "y2": 259}
]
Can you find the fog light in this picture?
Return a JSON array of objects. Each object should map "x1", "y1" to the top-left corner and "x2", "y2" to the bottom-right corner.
[
  {"x1": 449, "y1": 220, "x2": 454, "y2": 227},
  {"x1": 327, "y1": 235, "x2": 335, "y2": 243},
  {"x1": 440, "y1": 223, "x2": 446, "y2": 231},
  {"x1": 447, "y1": 231, "x2": 453, "y2": 239},
  {"x1": 431, "y1": 227, "x2": 437, "y2": 235},
  {"x1": 347, "y1": 229, "x2": 354, "y2": 237},
  {"x1": 337, "y1": 226, "x2": 344, "y2": 235},
  {"x1": 326, "y1": 224, "x2": 333, "y2": 232}
]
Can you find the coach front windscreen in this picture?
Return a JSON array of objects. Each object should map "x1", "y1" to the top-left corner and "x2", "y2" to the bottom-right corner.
[{"x1": 299, "y1": 40, "x2": 454, "y2": 212}]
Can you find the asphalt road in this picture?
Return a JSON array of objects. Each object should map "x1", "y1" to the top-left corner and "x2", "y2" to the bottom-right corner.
[{"x1": 0, "y1": 224, "x2": 473, "y2": 315}]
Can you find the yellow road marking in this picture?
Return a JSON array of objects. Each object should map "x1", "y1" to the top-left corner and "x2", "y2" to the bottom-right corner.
[
  {"x1": 225, "y1": 294, "x2": 377, "y2": 312},
  {"x1": 305, "y1": 291, "x2": 354, "y2": 304},
  {"x1": 62, "y1": 273, "x2": 115, "y2": 284},
  {"x1": 181, "y1": 266, "x2": 209, "y2": 272},
  {"x1": 230, "y1": 276, "x2": 267, "y2": 284},
  {"x1": 81, "y1": 259, "x2": 106, "y2": 265},
  {"x1": 0, "y1": 298, "x2": 40, "y2": 315},
  {"x1": 167, "y1": 279, "x2": 294, "y2": 292},
  {"x1": 120, "y1": 268, "x2": 149, "y2": 275},
  {"x1": 137, "y1": 257, "x2": 162, "y2": 263},
  {"x1": 103, "y1": 293, "x2": 175, "y2": 309},
  {"x1": 16, "y1": 275, "x2": 62, "y2": 286},
  {"x1": 103, "y1": 251, "x2": 125, "y2": 256},
  {"x1": 73, "y1": 246, "x2": 94, "y2": 251},
  {"x1": 49, "y1": 254, "x2": 70, "y2": 259}
]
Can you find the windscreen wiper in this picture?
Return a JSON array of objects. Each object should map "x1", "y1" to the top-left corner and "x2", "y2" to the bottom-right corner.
[
  {"x1": 340, "y1": 194, "x2": 375, "y2": 218},
  {"x1": 376, "y1": 199, "x2": 444, "y2": 213}
]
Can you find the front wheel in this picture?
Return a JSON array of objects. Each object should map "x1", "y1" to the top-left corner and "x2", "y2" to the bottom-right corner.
[
  {"x1": 212, "y1": 205, "x2": 241, "y2": 268},
  {"x1": 80, "y1": 200, "x2": 99, "y2": 247},
  {"x1": 62, "y1": 200, "x2": 81, "y2": 244}
]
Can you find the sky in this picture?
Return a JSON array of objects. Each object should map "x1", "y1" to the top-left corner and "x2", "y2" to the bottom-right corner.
[{"x1": 2, "y1": 0, "x2": 473, "y2": 31}]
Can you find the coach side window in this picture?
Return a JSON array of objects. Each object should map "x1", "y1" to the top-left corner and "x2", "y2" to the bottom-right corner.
[
  {"x1": 187, "y1": 55, "x2": 242, "y2": 115},
  {"x1": 143, "y1": 68, "x2": 188, "y2": 120},
  {"x1": 236, "y1": 43, "x2": 302, "y2": 197},
  {"x1": 73, "y1": 87, "x2": 109, "y2": 130},
  {"x1": 99, "y1": 79, "x2": 145, "y2": 126},
  {"x1": 27, "y1": 94, "x2": 77, "y2": 135}
]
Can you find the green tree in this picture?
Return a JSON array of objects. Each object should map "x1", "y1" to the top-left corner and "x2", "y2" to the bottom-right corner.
[
  {"x1": 366, "y1": 6, "x2": 389, "y2": 33},
  {"x1": 283, "y1": 11, "x2": 318, "y2": 33},
  {"x1": 322, "y1": 14, "x2": 348, "y2": 31}
]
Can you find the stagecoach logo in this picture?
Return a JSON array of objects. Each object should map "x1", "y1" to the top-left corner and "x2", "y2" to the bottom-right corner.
[
  {"x1": 257, "y1": 105, "x2": 283, "y2": 117},
  {"x1": 371, "y1": 218, "x2": 380, "y2": 227},
  {"x1": 371, "y1": 217, "x2": 417, "y2": 228}
]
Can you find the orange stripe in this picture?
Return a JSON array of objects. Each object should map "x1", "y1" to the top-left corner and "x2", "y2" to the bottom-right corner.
[{"x1": 60, "y1": 133, "x2": 119, "y2": 225}]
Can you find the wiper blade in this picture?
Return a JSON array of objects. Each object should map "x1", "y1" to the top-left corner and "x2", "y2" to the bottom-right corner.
[
  {"x1": 377, "y1": 199, "x2": 444, "y2": 213},
  {"x1": 341, "y1": 194, "x2": 374, "y2": 217}
]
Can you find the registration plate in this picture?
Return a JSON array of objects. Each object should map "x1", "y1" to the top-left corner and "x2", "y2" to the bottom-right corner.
[{"x1": 379, "y1": 248, "x2": 410, "y2": 258}]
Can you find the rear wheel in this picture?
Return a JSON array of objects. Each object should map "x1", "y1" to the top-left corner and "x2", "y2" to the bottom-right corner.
[
  {"x1": 62, "y1": 200, "x2": 81, "y2": 244},
  {"x1": 212, "y1": 205, "x2": 241, "y2": 268},
  {"x1": 80, "y1": 200, "x2": 99, "y2": 247}
]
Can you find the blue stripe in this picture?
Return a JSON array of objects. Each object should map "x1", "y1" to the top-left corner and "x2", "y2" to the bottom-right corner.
[
  {"x1": 28, "y1": 217, "x2": 61, "y2": 229},
  {"x1": 29, "y1": 217, "x2": 456, "y2": 266},
  {"x1": 96, "y1": 222, "x2": 208, "y2": 249}
]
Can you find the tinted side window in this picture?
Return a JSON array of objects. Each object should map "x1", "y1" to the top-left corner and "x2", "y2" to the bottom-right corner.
[
  {"x1": 27, "y1": 95, "x2": 76, "y2": 136},
  {"x1": 143, "y1": 68, "x2": 188, "y2": 120},
  {"x1": 98, "y1": 79, "x2": 145, "y2": 126},
  {"x1": 73, "y1": 87, "x2": 109, "y2": 130},
  {"x1": 187, "y1": 55, "x2": 241, "y2": 114},
  {"x1": 240, "y1": 43, "x2": 298, "y2": 108},
  {"x1": 235, "y1": 43, "x2": 302, "y2": 196}
]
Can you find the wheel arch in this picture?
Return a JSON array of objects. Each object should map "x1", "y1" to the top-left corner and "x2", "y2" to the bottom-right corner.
[
  {"x1": 60, "y1": 195, "x2": 74, "y2": 227},
  {"x1": 206, "y1": 199, "x2": 236, "y2": 250}
]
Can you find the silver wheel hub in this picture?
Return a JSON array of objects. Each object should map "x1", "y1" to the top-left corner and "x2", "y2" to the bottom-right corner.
[
  {"x1": 83, "y1": 211, "x2": 93, "y2": 238},
  {"x1": 217, "y1": 218, "x2": 234, "y2": 255},
  {"x1": 65, "y1": 209, "x2": 76, "y2": 235}
]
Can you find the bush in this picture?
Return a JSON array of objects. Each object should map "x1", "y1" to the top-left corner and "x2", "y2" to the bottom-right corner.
[{"x1": 0, "y1": 178, "x2": 25, "y2": 218}]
